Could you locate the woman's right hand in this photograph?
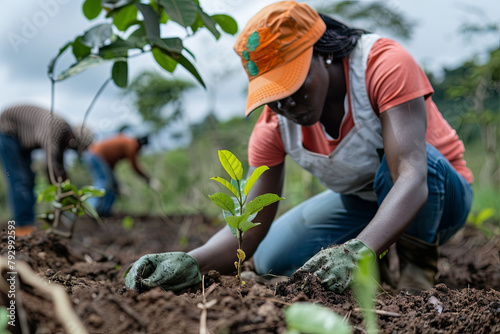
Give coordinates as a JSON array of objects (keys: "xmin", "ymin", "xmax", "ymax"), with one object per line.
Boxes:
[{"xmin": 125, "ymin": 252, "xmax": 201, "ymax": 292}]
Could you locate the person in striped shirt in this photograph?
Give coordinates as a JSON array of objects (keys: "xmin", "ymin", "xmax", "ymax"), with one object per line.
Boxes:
[{"xmin": 0, "ymin": 105, "xmax": 93, "ymax": 236}]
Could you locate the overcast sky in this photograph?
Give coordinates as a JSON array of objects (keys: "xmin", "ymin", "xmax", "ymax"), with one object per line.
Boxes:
[{"xmin": 1, "ymin": 0, "xmax": 499, "ymax": 146}]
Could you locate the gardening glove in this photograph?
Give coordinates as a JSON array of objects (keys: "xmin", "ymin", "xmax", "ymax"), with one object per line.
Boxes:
[
  {"xmin": 295, "ymin": 239, "xmax": 375, "ymax": 294},
  {"xmin": 125, "ymin": 252, "xmax": 201, "ymax": 292},
  {"xmin": 149, "ymin": 178, "xmax": 163, "ymax": 192}
]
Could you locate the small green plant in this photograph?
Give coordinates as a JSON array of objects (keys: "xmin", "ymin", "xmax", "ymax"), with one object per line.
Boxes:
[
  {"xmin": 36, "ymin": 180, "xmax": 105, "ymax": 238},
  {"xmin": 209, "ymin": 150, "xmax": 284, "ymax": 284},
  {"xmin": 284, "ymin": 302, "xmax": 351, "ymax": 334},
  {"xmin": 353, "ymin": 253, "xmax": 380, "ymax": 334},
  {"xmin": 468, "ymin": 207, "xmax": 498, "ymax": 238},
  {"xmin": 122, "ymin": 215, "xmax": 135, "ymax": 230}
]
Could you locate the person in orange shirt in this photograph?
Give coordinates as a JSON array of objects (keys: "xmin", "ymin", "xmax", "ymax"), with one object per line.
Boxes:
[
  {"xmin": 125, "ymin": 1, "xmax": 473, "ymax": 295},
  {"xmin": 83, "ymin": 134, "xmax": 156, "ymax": 217}
]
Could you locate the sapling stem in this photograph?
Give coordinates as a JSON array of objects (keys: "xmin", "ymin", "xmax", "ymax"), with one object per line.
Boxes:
[{"xmin": 209, "ymin": 150, "xmax": 284, "ymax": 286}]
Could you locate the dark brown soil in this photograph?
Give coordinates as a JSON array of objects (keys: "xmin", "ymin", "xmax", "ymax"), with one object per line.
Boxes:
[{"xmin": 1, "ymin": 215, "xmax": 499, "ymax": 334}]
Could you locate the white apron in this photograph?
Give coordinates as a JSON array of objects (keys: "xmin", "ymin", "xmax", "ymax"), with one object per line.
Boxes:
[{"xmin": 278, "ymin": 34, "xmax": 383, "ymax": 201}]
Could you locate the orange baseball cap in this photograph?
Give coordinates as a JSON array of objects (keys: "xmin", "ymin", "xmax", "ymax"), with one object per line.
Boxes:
[{"xmin": 234, "ymin": 1, "xmax": 326, "ymax": 116}]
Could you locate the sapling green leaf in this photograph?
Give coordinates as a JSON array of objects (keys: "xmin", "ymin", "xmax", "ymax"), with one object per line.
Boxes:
[
  {"xmin": 208, "ymin": 192, "xmax": 235, "ymax": 215},
  {"xmin": 225, "ymin": 213, "xmax": 250, "ymax": 230},
  {"xmin": 245, "ymin": 193, "xmax": 283, "ymax": 215},
  {"xmin": 209, "ymin": 150, "xmax": 284, "ymax": 284},
  {"xmin": 244, "ymin": 165, "xmax": 269, "ymax": 196},
  {"xmin": 239, "ymin": 220, "xmax": 260, "ymax": 234},
  {"xmin": 218, "ymin": 150, "xmax": 243, "ymax": 181},
  {"xmin": 210, "ymin": 176, "xmax": 239, "ymax": 198}
]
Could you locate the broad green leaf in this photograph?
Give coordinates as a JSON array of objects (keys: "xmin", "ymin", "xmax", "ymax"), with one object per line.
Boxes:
[
  {"xmin": 224, "ymin": 213, "xmax": 250, "ymax": 230},
  {"xmin": 48, "ymin": 41, "xmax": 71, "ymax": 78},
  {"xmin": 239, "ymin": 220, "xmax": 260, "ymax": 234},
  {"xmin": 284, "ymin": 303, "xmax": 351, "ymax": 334},
  {"xmin": 190, "ymin": 13, "xmax": 203, "ymax": 34},
  {"xmin": 112, "ymin": 60, "xmax": 128, "ymax": 87},
  {"xmin": 57, "ymin": 55, "xmax": 112, "ymax": 81},
  {"xmin": 210, "ymin": 176, "xmax": 238, "ymax": 198},
  {"xmin": 135, "ymin": 3, "xmax": 160, "ymax": 40},
  {"xmin": 127, "ymin": 25, "xmax": 148, "ymax": 49},
  {"xmin": 244, "ymin": 165, "xmax": 269, "ymax": 196},
  {"xmin": 158, "ymin": 37, "xmax": 183, "ymax": 53},
  {"xmin": 152, "ymin": 47, "xmax": 177, "ymax": 72},
  {"xmin": 208, "ymin": 192, "xmax": 235, "ymax": 215},
  {"xmin": 177, "ymin": 53, "xmax": 205, "ymax": 88},
  {"xmin": 81, "ymin": 23, "xmax": 113, "ymax": 48},
  {"xmin": 72, "ymin": 36, "xmax": 91, "ymax": 61},
  {"xmin": 98, "ymin": 37, "xmax": 132, "ymax": 59},
  {"xmin": 159, "ymin": 0, "xmax": 198, "ymax": 27},
  {"xmin": 245, "ymin": 193, "xmax": 284, "ymax": 215},
  {"xmin": 37, "ymin": 185, "xmax": 58, "ymax": 203},
  {"xmin": 198, "ymin": 10, "xmax": 220, "ymax": 40},
  {"xmin": 101, "ymin": 0, "xmax": 137, "ymax": 11},
  {"xmin": 218, "ymin": 150, "xmax": 243, "ymax": 181},
  {"xmin": 212, "ymin": 14, "xmax": 238, "ymax": 35},
  {"xmin": 83, "ymin": 0, "xmax": 102, "ymax": 20},
  {"xmin": 113, "ymin": 4, "xmax": 138, "ymax": 31}
]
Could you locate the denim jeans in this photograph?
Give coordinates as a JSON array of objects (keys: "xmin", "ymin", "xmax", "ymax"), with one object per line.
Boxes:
[
  {"xmin": 0, "ymin": 134, "xmax": 35, "ymax": 226},
  {"xmin": 82, "ymin": 152, "xmax": 118, "ymax": 217},
  {"xmin": 253, "ymin": 144, "xmax": 473, "ymax": 276}
]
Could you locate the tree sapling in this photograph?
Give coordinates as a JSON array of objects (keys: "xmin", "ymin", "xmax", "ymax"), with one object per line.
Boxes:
[{"xmin": 209, "ymin": 150, "xmax": 284, "ymax": 284}]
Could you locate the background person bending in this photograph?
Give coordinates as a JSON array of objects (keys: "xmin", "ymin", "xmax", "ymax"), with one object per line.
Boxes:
[
  {"xmin": 83, "ymin": 134, "xmax": 159, "ymax": 217},
  {"xmin": 0, "ymin": 105, "xmax": 93, "ymax": 236}
]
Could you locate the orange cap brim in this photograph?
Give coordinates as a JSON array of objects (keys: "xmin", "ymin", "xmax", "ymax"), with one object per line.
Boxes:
[{"xmin": 245, "ymin": 47, "xmax": 313, "ymax": 116}]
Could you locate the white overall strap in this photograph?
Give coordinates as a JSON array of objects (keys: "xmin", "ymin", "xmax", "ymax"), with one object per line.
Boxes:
[{"xmin": 278, "ymin": 34, "xmax": 384, "ymax": 201}]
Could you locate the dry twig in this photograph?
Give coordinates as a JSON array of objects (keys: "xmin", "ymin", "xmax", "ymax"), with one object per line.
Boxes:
[{"xmin": 354, "ymin": 307, "xmax": 403, "ymax": 317}]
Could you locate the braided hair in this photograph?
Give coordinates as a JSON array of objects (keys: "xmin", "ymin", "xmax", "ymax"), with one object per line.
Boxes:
[{"xmin": 313, "ymin": 13, "xmax": 367, "ymax": 59}]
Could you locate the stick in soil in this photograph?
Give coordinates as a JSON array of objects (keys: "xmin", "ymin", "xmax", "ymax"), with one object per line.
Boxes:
[{"xmin": 197, "ymin": 275, "xmax": 217, "ymax": 334}]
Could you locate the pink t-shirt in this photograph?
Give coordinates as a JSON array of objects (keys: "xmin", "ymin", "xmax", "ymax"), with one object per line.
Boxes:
[{"xmin": 248, "ymin": 38, "xmax": 473, "ymax": 184}]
